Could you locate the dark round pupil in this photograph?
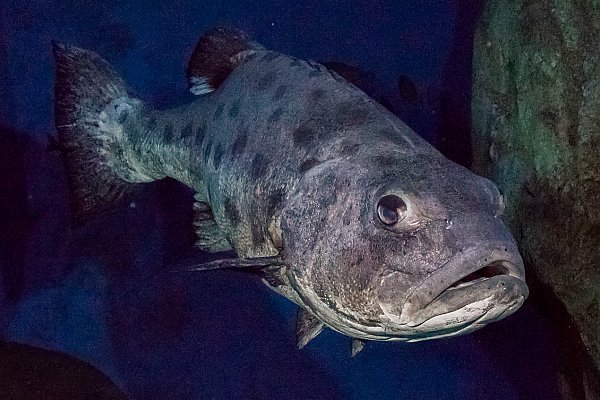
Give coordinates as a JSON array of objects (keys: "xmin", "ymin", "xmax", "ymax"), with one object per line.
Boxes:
[
  {"xmin": 378, "ymin": 205, "xmax": 398, "ymax": 225},
  {"xmin": 377, "ymin": 195, "xmax": 407, "ymax": 226}
]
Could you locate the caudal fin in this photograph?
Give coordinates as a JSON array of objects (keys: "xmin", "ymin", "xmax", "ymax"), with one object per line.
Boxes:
[{"xmin": 53, "ymin": 42, "xmax": 141, "ymax": 224}]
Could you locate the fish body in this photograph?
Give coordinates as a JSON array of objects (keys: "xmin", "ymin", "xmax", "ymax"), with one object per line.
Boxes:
[{"xmin": 53, "ymin": 28, "xmax": 528, "ymax": 347}]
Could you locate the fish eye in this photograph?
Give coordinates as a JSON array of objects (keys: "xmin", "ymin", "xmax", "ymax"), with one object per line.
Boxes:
[{"xmin": 377, "ymin": 195, "xmax": 407, "ymax": 226}]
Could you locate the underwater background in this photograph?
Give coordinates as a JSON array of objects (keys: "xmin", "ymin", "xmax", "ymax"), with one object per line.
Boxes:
[{"xmin": 0, "ymin": 1, "xmax": 564, "ymax": 399}]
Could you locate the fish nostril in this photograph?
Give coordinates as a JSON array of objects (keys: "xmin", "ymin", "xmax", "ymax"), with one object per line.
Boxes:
[{"xmin": 448, "ymin": 261, "xmax": 510, "ymax": 289}]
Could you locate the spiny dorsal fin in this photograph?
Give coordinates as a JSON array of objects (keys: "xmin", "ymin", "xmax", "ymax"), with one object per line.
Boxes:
[
  {"xmin": 296, "ymin": 309, "xmax": 325, "ymax": 349},
  {"xmin": 186, "ymin": 27, "xmax": 263, "ymax": 95}
]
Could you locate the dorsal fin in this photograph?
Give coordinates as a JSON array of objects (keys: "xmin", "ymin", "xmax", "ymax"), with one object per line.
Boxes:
[{"xmin": 186, "ymin": 27, "xmax": 263, "ymax": 95}]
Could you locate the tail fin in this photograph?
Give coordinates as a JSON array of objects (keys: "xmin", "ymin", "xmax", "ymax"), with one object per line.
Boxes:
[{"xmin": 53, "ymin": 42, "xmax": 146, "ymax": 224}]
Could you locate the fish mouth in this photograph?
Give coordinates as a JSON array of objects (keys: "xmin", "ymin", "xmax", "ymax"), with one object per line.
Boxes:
[{"xmin": 377, "ymin": 244, "xmax": 529, "ymax": 341}]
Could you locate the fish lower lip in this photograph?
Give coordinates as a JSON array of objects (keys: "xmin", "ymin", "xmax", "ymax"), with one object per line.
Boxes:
[
  {"xmin": 401, "ymin": 274, "xmax": 528, "ymax": 328},
  {"xmin": 379, "ymin": 244, "xmax": 527, "ymax": 327}
]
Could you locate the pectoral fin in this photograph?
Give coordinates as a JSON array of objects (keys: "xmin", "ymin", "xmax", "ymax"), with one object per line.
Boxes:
[
  {"xmin": 173, "ymin": 255, "xmax": 283, "ymax": 272},
  {"xmin": 296, "ymin": 309, "xmax": 325, "ymax": 349}
]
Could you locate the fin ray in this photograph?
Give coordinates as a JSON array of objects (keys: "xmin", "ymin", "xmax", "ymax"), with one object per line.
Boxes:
[
  {"xmin": 186, "ymin": 27, "xmax": 263, "ymax": 95},
  {"xmin": 296, "ymin": 309, "xmax": 325, "ymax": 349},
  {"xmin": 53, "ymin": 42, "xmax": 138, "ymax": 224}
]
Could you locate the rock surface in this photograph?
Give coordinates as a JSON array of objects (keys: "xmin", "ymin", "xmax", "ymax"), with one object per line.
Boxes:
[
  {"xmin": 472, "ymin": 0, "xmax": 600, "ymax": 397},
  {"xmin": 0, "ymin": 341, "xmax": 128, "ymax": 399}
]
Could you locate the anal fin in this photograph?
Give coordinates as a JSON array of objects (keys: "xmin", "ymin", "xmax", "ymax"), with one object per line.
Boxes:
[
  {"xmin": 351, "ymin": 339, "xmax": 365, "ymax": 357},
  {"xmin": 193, "ymin": 197, "xmax": 232, "ymax": 252}
]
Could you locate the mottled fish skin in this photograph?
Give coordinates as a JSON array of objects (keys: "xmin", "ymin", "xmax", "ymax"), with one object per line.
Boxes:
[{"xmin": 53, "ymin": 30, "xmax": 528, "ymax": 344}]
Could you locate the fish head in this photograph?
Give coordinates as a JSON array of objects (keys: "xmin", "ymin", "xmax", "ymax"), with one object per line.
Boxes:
[{"xmin": 280, "ymin": 154, "xmax": 528, "ymax": 341}]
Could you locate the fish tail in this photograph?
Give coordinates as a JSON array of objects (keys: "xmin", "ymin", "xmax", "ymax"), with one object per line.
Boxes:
[{"xmin": 53, "ymin": 42, "xmax": 155, "ymax": 224}]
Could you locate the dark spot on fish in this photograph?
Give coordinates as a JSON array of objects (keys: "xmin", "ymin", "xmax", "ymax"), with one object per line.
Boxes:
[
  {"xmin": 223, "ymin": 197, "xmax": 240, "ymax": 225},
  {"xmin": 340, "ymin": 141, "xmax": 361, "ymax": 157},
  {"xmin": 267, "ymin": 187, "xmax": 286, "ymax": 212},
  {"xmin": 336, "ymin": 102, "xmax": 370, "ymax": 127},
  {"xmin": 204, "ymin": 140, "xmax": 213, "ymax": 162},
  {"xmin": 228, "ymin": 99, "xmax": 241, "ymax": 118},
  {"xmin": 257, "ymin": 71, "xmax": 277, "ymax": 90},
  {"xmin": 273, "ymin": 85, "xmax": 288, "ymax": 101},
  {"xmin": 250, "ymin": 154, "xmax": 269, "ymax": 179},
  {"xmin": 195, "ymin": 124, "xmax": 206, "ymax": 146},
  {"xmin": 379, "ymin": 128, "xmax": 407, "ymax": 147},
  {"xmin": 213, "ymin": 103, "xmax": 225, "ymax": 120},
  {"xmin": 213, "ymin": 143, "xmax": 224, "ymax": 169},
  {"xmin": 290, "ymin": 58, "xmax": 303, "ymax": 67},
  {"xmin": 293, "ymin": 125, "xmax": 318, "ymax": 147},
  {"xmin": 299, "ymin": 158, "xmax": 320, "ymax": 173},
  {"xmin": 163, "ymin": 123, "xmax": 175, "ymax": 142},
  {"xmin": 251, "ymin": 223, "xmax": 263, "ymax": 246},
  {"xmin": 310, "ymin": 89, "xmax": 326, "ymax": 102},
  {"xmin": 372, "ymin": 154, "xmax": 398, "ymax": 168},
  {"xmin": 308, "ymin": 69, "xmax": 321, "ymax": 78},
  {"xmin": 146, "ymin": 115, "xmax": 157, "ymax": 130},
  {"xmin": 540, "ymin": 107, "xmax": 559, "ymax": 131},
  {"xmin": 268, "ymin": 107, "xmax": 285, "ymax": 123},
  {"xmin": 231, "ymin": 132, "xmax": 248, "ymax": 156},
  {"xmin": 262, "ymin": 52, "xmax": 280, "ymax": 62},
  {"xmin": 181, "ymin": 122, "xmax": 193, "ymax": 139}
]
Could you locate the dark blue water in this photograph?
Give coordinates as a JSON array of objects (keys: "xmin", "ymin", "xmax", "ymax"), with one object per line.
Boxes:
[{"xmin": 0, "ymin": 1, "xmax": 562, "ymax": 399}]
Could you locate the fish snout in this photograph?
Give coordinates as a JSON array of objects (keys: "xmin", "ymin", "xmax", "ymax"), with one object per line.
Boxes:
[{"xmin": 377, "ymin": 244, "xmax": 528, "ymax": 338}]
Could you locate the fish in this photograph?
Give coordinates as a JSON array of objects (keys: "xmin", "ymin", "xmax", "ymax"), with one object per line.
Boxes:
[{"xmin": 52, "ymin": 27, "xmax": 528, "ymax": 354}]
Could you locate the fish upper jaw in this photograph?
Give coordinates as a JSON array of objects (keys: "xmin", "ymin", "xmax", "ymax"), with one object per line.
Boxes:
[{"xmin": 377, "ymin": 243, "xmax": 528, "ymax": 339}]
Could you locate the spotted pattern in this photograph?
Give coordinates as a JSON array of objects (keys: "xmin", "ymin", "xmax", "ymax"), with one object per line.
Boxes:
[
  {"xmin": 340, "ymin": 142, "xmax": 361, "ymax": 157},
  {"xmin": 336, "ymin": 102, "xmax": 370, "ymax": 127},
  {"xmin": 299, "ymin": 158, "xmax": 320, "ymax": 173},
  {"xmin": 195, "ymin": 124, "xmax": 206, "ymax": 146},
  {"xmin": 250, "ymin": 222, "xmax": 264, "ymax": 246},
  {"xmin": 272, "ymin": 85, "xmax": 288, "ymax": 101},
  {"xmin": 292, "ymin": 124, "xmax": 329, "ymax": 147},
  {"xmin": 378, "ymin": 128, "xmax": 408, "ymax": 147},
  {"xmin": 213, "ymin": 103, "xmax": 225, "ymax": 120},
  {"xmin": 213, "ymin": 143, "xmax": 224, "ymax": 169},
  {"xmin": 228, "ymin": 100, "xmax": 241, "ymax": 119},
  {"xmin": 203, "ymin": 140, "xmax": 213, "ymax": 162},
  {"xmin": 257, "ymin": 71, "xmax": 277, "ymax": 90},
  {"xmin": 250, "ymin": 154, "xmax": 269, "ymax": 179},
  {"xmin": 163, "ymin": 123, "xmax": 175, "ymax": 142},
  {"xmin": 146, "ymin": 115, "xmax": 157, "ymax": 131},
  {"xmin": 310, "ymin": 89, "xmax": 326, "ymax": 102},
  {"xmin": 181, "ymin": 123, "xmax": 193, "ymax": 139},
  {"xmin": 267, "ymin": 188, "xmax": 286, "ymax": 212},
  {"xmin": 223, "ymin": 197, "xmax": 240, "ymax": 225},
  {"xmin": 372, "ymin": 154, "xmax": 399, "ymax": 168},
  {"xmin": 231, "ymin": 133, "xmax": 248, "ymax": 157},
  {"xmin": 267, "ymin": 107, "xmax": 285, "ymax": 123}
]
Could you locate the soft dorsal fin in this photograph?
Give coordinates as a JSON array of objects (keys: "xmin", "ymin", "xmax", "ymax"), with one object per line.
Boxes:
[{"xmin": 186, "ymin": 27, "xmax": 263, "ymax": 95}]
